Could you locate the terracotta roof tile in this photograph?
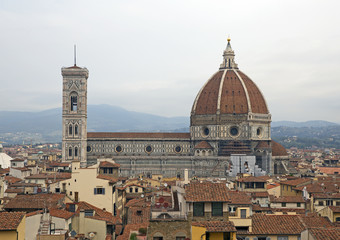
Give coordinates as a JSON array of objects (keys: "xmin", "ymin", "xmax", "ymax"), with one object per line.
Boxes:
[
  {"xmin": 308, "ymin": 227, "xmax": 340, "ymax": 240},
  {"xmin": 313, "ymin": 192, "xmax": 340, "ymax": 199},
  {"xmin": 228, "ymin": 191, "xmax": 252, "ymax": 204},
  {"xmin": 329, "ymin": 206, "xmax": 340, "ymax": 213},
  {"xmin": 87, "ymin": 132, "xmax": 190, "ymax": 139},
  {"xmin": 251, "ymin": 191, "xmax": 269, "ymax": 198},
  {"xmin": 270, "ymin": 195, "xmax": 305, "ymax": 203},
  {"xmin": 194, "ymin": 141, "xmax": 213, "ymax": 149},
  {"xmin": 5, "ymin": 176, "xmax": 22, "ymax": 184},
  {"xmin": 99, "ymin": 161, "xmax": 120, "ymax": 168},
  {"xmin": 299, "ymin": 213, "xmax": 333, "ymax": 228},
  {"xmin": 192, "ymin": 221, "xmax": 236, "ymax": 232},
  {"xmin": 272, "ymin": 140, "xmax": 288, "ymax": 156},
  {"xmin": 237, "ymin": 176, "xmax": 267, "ymax": 183},
  {"xmin": 49, "ymin": 208, "xmax": 74, "ymax": 219},
  {"xmin": 0, "ymin": 212, "xmax": 25, "ymax": 230},
  {"xmin": 185, "ymin": 182, "xmax": 230, "ymax": 202},
  {"xmin": 25, "ymin": 173, "xmax": 71, "ymax": 180},
  {"xmin": 4, "ymin": 194, "xmax": 65, "ymax": 210},
  {"xmin": 251, "ymin": 214, "xmax": 305, "ymax": 235},
  {"xmin": 97, "ymin": 174, "xmax": 118, "ymax": 184},
  {"xmin": 280, "ymin": 178, "xmax": 311, "ymax": 187}
]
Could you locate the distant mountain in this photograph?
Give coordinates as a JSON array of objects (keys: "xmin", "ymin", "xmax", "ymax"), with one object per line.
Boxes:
[
  {"xmin": 1, "ymin": 105, "xmax": 339, "ymax": 148},
  {"xmin": 272, "ymin": 120, "xmax": 339, "ymax": 128}
]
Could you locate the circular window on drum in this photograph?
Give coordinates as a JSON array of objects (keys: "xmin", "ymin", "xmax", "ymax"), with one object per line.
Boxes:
[
  {"xmin": 174, "ymin": 145, "xmax": 182, "ymax": 154},
  {"xmin": 86, "ymin": 146, "xmax": 92, "ymax": 153},
  {"xmin": 229, "ymin": 126, "xmax": 239, "ymax": 137},
  {"xmin": 145, "ymin": 145, "xmax": 153, "ymax": 154},
  {"xmin": 202, "ymin": 127, "xmax": 210, "ymax": 137},
  {"xmin": 115, "ymin": 145, "xmax": 123, "ymax": 153},
  {"xmin": 257, "ymin": 127, "xmax": 263, "ymax": 138}
]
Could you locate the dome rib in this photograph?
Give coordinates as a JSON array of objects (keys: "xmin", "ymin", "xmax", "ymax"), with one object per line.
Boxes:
[
  {"xmin": 216, "ymin": 69, "xmax": 228, "ymax": 113},
  {"xmin": 233, "ymin": 69, "xmax": 252, "ymax": 113}
]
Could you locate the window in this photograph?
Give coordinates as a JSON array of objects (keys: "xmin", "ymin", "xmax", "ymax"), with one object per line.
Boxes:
[
  {"xmin": 212, "ymin": 202, "xmax": 223, "ymax": 216},
  {"xmin": 109, "ymin": 168, "xmax": 113, "ymax": 174},
  {"xmin": 153, "ymin": 237, "xmax": 163, "ymax": 240},
  {"xmin": 104, "ymin": 168, "xmax": 108, "ymax": 174},
  {"xmin": 129, "ymin": 188, "xmax": 133, "ymax": 193},
  {"xmin": 326, "ymin": 200, "xmax": 333, "ymax": 206},
  {"xmin": 69, "ymin": 147, "xmax": 72, "ymax": 157},
  {"xmin": 297, "ymin": 202, "xmax": 301, "ymax": 207},
  {"xmin": 240, "ymin": 209, "xmax": 247, "ymax": 219},
  {"xmin": 319, "ymin": 201, "xmax": 324, "ymax": 206},
  {"xmin": 336, "ymin": 201, "xmax": 340, "ymax": 206},
  {"xmin": 193, "ymin": 202, "xmax": 204, "ymax": 217},
  {"xmin": 74, "ymin": 125, "xmax": 78, "ymax": 135},
  {"xmin": 55, "ymin": 188, "xmax": 60, "ymax": 193},
  {"xmin": 94, "ymin": 188, "xmax": 105, "ymax": 195},
  {"xmin": 135, "ymin": 188, "xmax": 139, "ymax": 193},
  {"xmin": 336, "ymin": 217, "xmax": 340, "ymax": 222},
  {"xmin": 278, "ymin": 237, "xmax": 288, "ymax": 240},
  {"xmin": 85, "ymin": 210, "xmax": 94, "ymax": 216},
  {"xmin": 69, "ymin": 125, "xmax": 73, "ymax": 135},
  {"xmin": 282, "ymin": 203, "xmax": 286, "ymax": 207},
  {"xmin": 70, "ymin": 95, "xmax": 78, "ymax": 111},
  {"xmin": 74, "ymin": 147, "xmax": 78, "ymax": 157}
]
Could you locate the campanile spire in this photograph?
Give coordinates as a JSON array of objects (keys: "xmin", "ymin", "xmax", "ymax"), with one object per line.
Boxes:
[{"xmin": 219, "ymin": 38, "xmax": 238, "ymax": 70}]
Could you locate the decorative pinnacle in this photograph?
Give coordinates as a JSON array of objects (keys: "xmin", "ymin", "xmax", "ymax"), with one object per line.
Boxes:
[{"xmin": 219, "ymin": 37, "xmax": 238, "ymax": 70}]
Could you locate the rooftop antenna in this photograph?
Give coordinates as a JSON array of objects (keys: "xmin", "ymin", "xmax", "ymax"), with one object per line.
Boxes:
[{"xmin": 74, "ymin": 44, "xmax": 77, "ymax": 66}]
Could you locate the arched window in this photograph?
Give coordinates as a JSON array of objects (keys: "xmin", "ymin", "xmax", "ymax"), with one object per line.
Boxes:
[
  {"xmin": 69, "ymin": 125, "xmax": 73, "ymax": 135},
  {"xmin": 68, "ymin": 147, "xmax": 72, "ymax": 157},
  {"xmin": 70, "ymin": 92, "xmax": 78, "ymax": 112},
  {"xmin": 74, "ymin": 125, "xmax": 78, "ymax": 135},
  {"xmin": 74, "ymin": 147, "xmax": 78, "ymax": 157}
]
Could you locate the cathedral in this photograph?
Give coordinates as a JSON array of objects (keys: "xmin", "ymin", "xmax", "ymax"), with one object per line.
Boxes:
[{"xmin": 61, "ymin": 39, "xmax": 289, "ymax": 178}]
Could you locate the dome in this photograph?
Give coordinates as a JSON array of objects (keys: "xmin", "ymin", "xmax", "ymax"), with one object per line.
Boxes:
[{"xmin": 192, "ymin": 39, "xmax": 269, "ymax": 116}]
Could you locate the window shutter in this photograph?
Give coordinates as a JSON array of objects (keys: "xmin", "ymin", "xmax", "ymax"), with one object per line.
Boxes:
[
  {"xmin": 94, "ymin": 188, "xmax": 97, "ymax": 195},
  {"xmin": 103, "ymin": 188, "xmax": 105, "ymax": 195}
]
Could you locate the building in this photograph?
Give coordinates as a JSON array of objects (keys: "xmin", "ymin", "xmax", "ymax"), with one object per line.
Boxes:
[
  {"xmin": 61, "ymin": 39, "xmax": 289, "ymax": 177},
  {"xmin": 0, "ymin": 211, "xmax": 26, "ymax": 240}
]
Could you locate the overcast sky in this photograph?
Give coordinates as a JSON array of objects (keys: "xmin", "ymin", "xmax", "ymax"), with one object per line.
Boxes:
[{"xmin": 1, "ymin": 0, "xmax": 340, "ymax": 123}]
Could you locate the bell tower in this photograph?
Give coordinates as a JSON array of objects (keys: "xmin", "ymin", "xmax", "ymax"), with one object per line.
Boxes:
[{"xmin": 61, "ymin": 63, "xmax": 89, "ymax": 167}]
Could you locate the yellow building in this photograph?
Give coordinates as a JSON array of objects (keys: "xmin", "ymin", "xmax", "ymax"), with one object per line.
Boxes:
[
  {"xmin": 318, "ymin": 206, "xmax": 340, "ymax": 223},
  {"xmin": 0, "ymin": 212, "xmax": 26, "ymax": 240},
  {"xmin": 192, "ymin": 221, "xmax": 236, "ymax": 240},
  {"xmin": 280, "ymin": 178, "xmax": 311, "ymax": 197}
]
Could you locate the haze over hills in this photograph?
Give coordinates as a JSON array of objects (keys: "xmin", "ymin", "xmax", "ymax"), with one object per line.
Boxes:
[{"xmin": 0, "ymin": 104, "xmax": 339, "ymax": 148}]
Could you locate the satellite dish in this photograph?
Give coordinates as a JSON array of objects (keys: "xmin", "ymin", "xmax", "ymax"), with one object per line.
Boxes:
[
  {"xmin": 164, "ymin": 183, "xmax": 168, "ymax": 187},
  {"xmin": 141, "ymin": 194, "xmax": 145, "ymax": 198}
]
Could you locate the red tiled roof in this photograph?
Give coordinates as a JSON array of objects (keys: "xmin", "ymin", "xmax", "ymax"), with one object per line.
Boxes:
[
  {"xmin": 251, "ymin": 214, "xmax": 305, "ymax": 235},
  {"xmin": 0, "ymin": 212, "xmax": 25, "ymax": 230},
  {"xmin": 97, "ymin": 174, "xmax": 118, "ymax": 184},
  {"xmin": 317, "ymin": 167, "xmax": 340, "ymax": 175},
  {"xmin": 194, "ymin": 141, "xmax": 213, "ymax": 149},
  {"xmin": 299, "ymin": 213, "xmax": 333, "ymax": 228},
  {"xmin": 99, "ymin": 161, "xmax": 120, "ymax": 168},
  {"xmin": 280, "ymin": 178, "xmax": 311, "ymax": 187},
  {"xmin": 313, "ymin": 192, "xmax": 340, "ymax": 199},
  {"xmin": 192, "ymin": 221, "xmax": 236, "ymax": 232},
  {"xmin": 26, "ymin": 210, "xmax": 43, "ymax": 217},
  {"xmin": 309, "ymin": 227, "xmax": 340, "ymax": 240},
  {"xmin": 25, "ymin": 173, "xmax": 71, "ymax": 180},
  {"xmin": 75, "ymin": 201, "xmax": 122, "ymax": 225},
  {"xmin": 272, "ymin": 140, "xmax": 288, "ymax": 156},
  {"xmin": 11, "ymin": 158, "xmax": 25, "ymax": 162},
  {"xmin": 5, "ymin": 188, "xmax": 24, "ymax": 193},
  {"xmin": 5, "ymin": 176, "xmax": 23, "ymax": 184},
  {"xmin": 267, "ymin": 182, "xmax": 280, "ymax": 190},
  {"xmin": 88, "ymin": 132, "xmax": 190, "ymax": 139},
  {"xmin": 251, "ymin": 192, "xmax": 269, "ymax": 198},
  {"xmin": 270, "ymin": 195, "xmax": 305, "ymax": 203},
  {"xmin": 116, "ymin": 223, "xmax": 148, "ymax": 240},
  {"xmin": 228, "ymin": 191, "xmax": 252, "ymax": 205},
  {"xmin": 329, "ymin": 206, "xmax": 340, "ymax": 213},
  {"xmin": 49, "ymin": 208, "xmax": 74, "ymax": 219},
  {"xmin": 185, "ymin": 183, "xmax": 230, "ymax": 202},
  {"xmin": 4, "ymin": 194, "xmax": 65, "ymax": 210},
  {"xmin": 237, "ymin": 176, "xmax": 267, "ymax": 183}
]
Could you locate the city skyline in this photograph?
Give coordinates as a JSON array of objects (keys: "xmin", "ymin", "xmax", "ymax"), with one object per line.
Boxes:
[{"xmin": 1, "ymin": 0, "xmax": 340, "ymax": 122}]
